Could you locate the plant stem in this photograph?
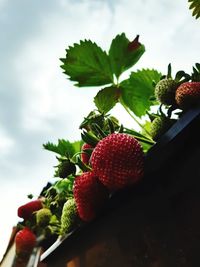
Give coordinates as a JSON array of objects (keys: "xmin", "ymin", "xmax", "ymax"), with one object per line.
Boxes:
[
  {"xmin": 135, "ymin": 136, "xmax": 155, "ymax": 145},
  {"xmin": 124, "ymin": 128, "xmax": 155, "ymax": 145},
  {"xmin": 121, "ymin": 102, "xmax": 153, "ymax": 139}
]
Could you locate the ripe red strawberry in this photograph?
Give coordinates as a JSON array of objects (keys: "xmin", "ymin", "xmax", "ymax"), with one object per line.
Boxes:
[
  {"xmin": 17, "ymin": 199, "xmax": 43, "ymax": 220},
  {"xmin": 73, "ymin": 172, "xmax": 109, "ymax": 222},
  {"xmin": 91, "ymin": 133, "xmax": 144, "ymax": 190},
  {"xmin": 175, "ymin": 82, "xmax": 200, "ymax": 109},
  {"xmin": 15, "ymin": 227, "xmax": 36, "ymax": 256},
  {"xmin": 81, "ymin": 143, "xmax": 93, "ymax": 165}
]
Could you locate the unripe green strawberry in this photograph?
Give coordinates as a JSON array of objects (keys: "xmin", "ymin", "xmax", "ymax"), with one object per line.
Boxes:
[
  {"xmin": 91, "ymin": 133, "xmax": 144, "ymax": 190},
  {"xmin": 60, "ymin": 198, "xmax": 77, "ymax": 235},
  {"xmin": 175, "ymin": 82, "xmax": 200, "ymax": 109},
  {"xmin": 15, "ymin": 227, "xmax": 36, "ymax": 256},
  {"xmin": 155, "ymin": 78, "xmax": 178, "ymax": 105},
  {"xmin": 150, "ymin": 117, "xmax": 176, "ymax": 141},
  {"xmin": 56, "ymin": 158, "xmax": 76, "ymax": 178},
  {"xmin": 36, "ymin": 208, "xmax": 52, "ymax": 227}
]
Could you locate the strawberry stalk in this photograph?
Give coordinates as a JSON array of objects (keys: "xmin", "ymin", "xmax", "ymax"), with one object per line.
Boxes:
[
  {"xmin": 124, "ymin": 128, "xmax": 155, "ymax": 145},
  {"xmin": 107, "ymin": 118, "xmax": 115, "ymax": 133},
  {"xmin": 120, "ymin": 100, "xmax": 153, "ymax": 140},
  {"xmin": 75, "ymin": 156, "xmax": 92, "ymax": 172}
]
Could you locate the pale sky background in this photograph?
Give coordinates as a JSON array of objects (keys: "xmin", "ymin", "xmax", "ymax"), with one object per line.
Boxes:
[{"xmin": 0, "ymin": 0, "xmax": 199, "ymax": 261}]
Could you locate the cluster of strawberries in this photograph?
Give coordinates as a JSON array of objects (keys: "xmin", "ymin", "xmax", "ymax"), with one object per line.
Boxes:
[
  {"xmin": 75, "ymin": 133, "xmax": 144, "ymax": 222},
  {"xmin": 15, "ymin": 200, "xmax": 43, "ymax": 260},
  {"xmin": 149, "ymin": 64, "xmax": 200, "ymax": 141},
  {"xmin": 155, "ymin": 80, "xmax": 200, "ymax": 110},
  {"xmin": 14, "ymin": 60, "xmax": 200, "ymax": 263},
  {"xmin": 15, "ymin": 132, "xmax": 145, "ymax": 261}
]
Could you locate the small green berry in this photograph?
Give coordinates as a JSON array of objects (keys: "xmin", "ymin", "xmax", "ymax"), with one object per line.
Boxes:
[
  {"xmin": 155, "ymin": 78, "xmax": 178, "ymax": 105},
  {"xmin": 60, "ymin": 198, "xmax": 77, "ymax": 236},
  {"xmin": 56, "ymin": 159, "xmax": 76, "ymax": 178},
  {"xmin": 150, "ymin": 117, "xmax": 176, "ymax": 141},
  {"xmin": 36, "ymin": 208, "xmax": 52, "ymax": 227}
]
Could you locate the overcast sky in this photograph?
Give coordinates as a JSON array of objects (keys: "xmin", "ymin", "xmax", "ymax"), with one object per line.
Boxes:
[{"xmin": 0, "ymin": 0, "xmax": 199, "ymax": 260}]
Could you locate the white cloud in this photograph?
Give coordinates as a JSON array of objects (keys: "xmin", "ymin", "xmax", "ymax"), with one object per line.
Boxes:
[{"xmin": 0, "ymin": 129, "xmax": 14, "ymax": 154}]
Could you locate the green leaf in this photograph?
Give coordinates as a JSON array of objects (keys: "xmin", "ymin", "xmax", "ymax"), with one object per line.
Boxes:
[
  {"xmin": 94, "ymin": 86, "xmax": 120, "ymax": 113},
  {"xmin": 60, "ymin": 40, "xmax": 113, "ymax": 86},
  {"xmin": 54, "ymin": 179, "xmax": 73, "ymax": 194},
  {"xmin": 188, "ymin": 0, "xmax": 200, "ymax": 19},
  {"xmin": 120, "ymin": 69, "xmax": 162, "ymax": 117},
  {"xmin": 71, "ymin": 140, "xmax": 83, "ymax": 154},
  {"xmin": 109, "ymin": 33, "xmax": 145, "ymax": 79},
  {"xmin": 140, "ymin": 140, "xmax": 153, "ymax": 154},
  {"xmin": 43, "ymin": 139, "xmax": 75, "ymax": 158}
]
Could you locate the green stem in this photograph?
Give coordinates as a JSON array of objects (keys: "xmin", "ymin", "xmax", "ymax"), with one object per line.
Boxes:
[
  {"xmin": 124, "ymin": 128, "xmax": 155, "ymax": 145},
  {"xmin": 135, "ymin": 136, "xmax": 155, "ymax": 145},
  {"xmin": 121, "ymin": 102, "xmax": 153, "ymax": 139}
]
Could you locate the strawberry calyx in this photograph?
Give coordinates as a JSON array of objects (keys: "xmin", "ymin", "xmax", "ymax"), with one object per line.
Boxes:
[{"xmin": 191, "ymin": 63, "xmax": 200, "ymax": 82}]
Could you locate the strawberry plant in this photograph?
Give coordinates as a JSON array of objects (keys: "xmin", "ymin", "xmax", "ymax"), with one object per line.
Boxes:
[
  {"xmin": 13, "ymin": 33, "xmax": 200, "ymax": 260},
  {"xmin": 60, "ymin": 33, "xmax": 161, "ymax": 133}
]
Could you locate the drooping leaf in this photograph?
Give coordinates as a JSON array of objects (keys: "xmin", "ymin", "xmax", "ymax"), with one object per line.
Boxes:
[
  {"xmin": 188, "ymin": 0, "xmax": 200, "ymax": 19},
  {"xmin": 109, "ymin": 33, "xmax": 145, "ymax": 79},
  {"xmin": 43, "ymin": 139, "xmax": 75, "ymax": 158},
  {"xmin": 94, "ymin": 86, "xmax": 120, "ymax": 113},
  {"xmin": 120, "ymin": 69, "xmax": 162, "ymax": 117},
  {"xmin": 60, "ymin": 40, "xmax": 113, "ymax": 86}
]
